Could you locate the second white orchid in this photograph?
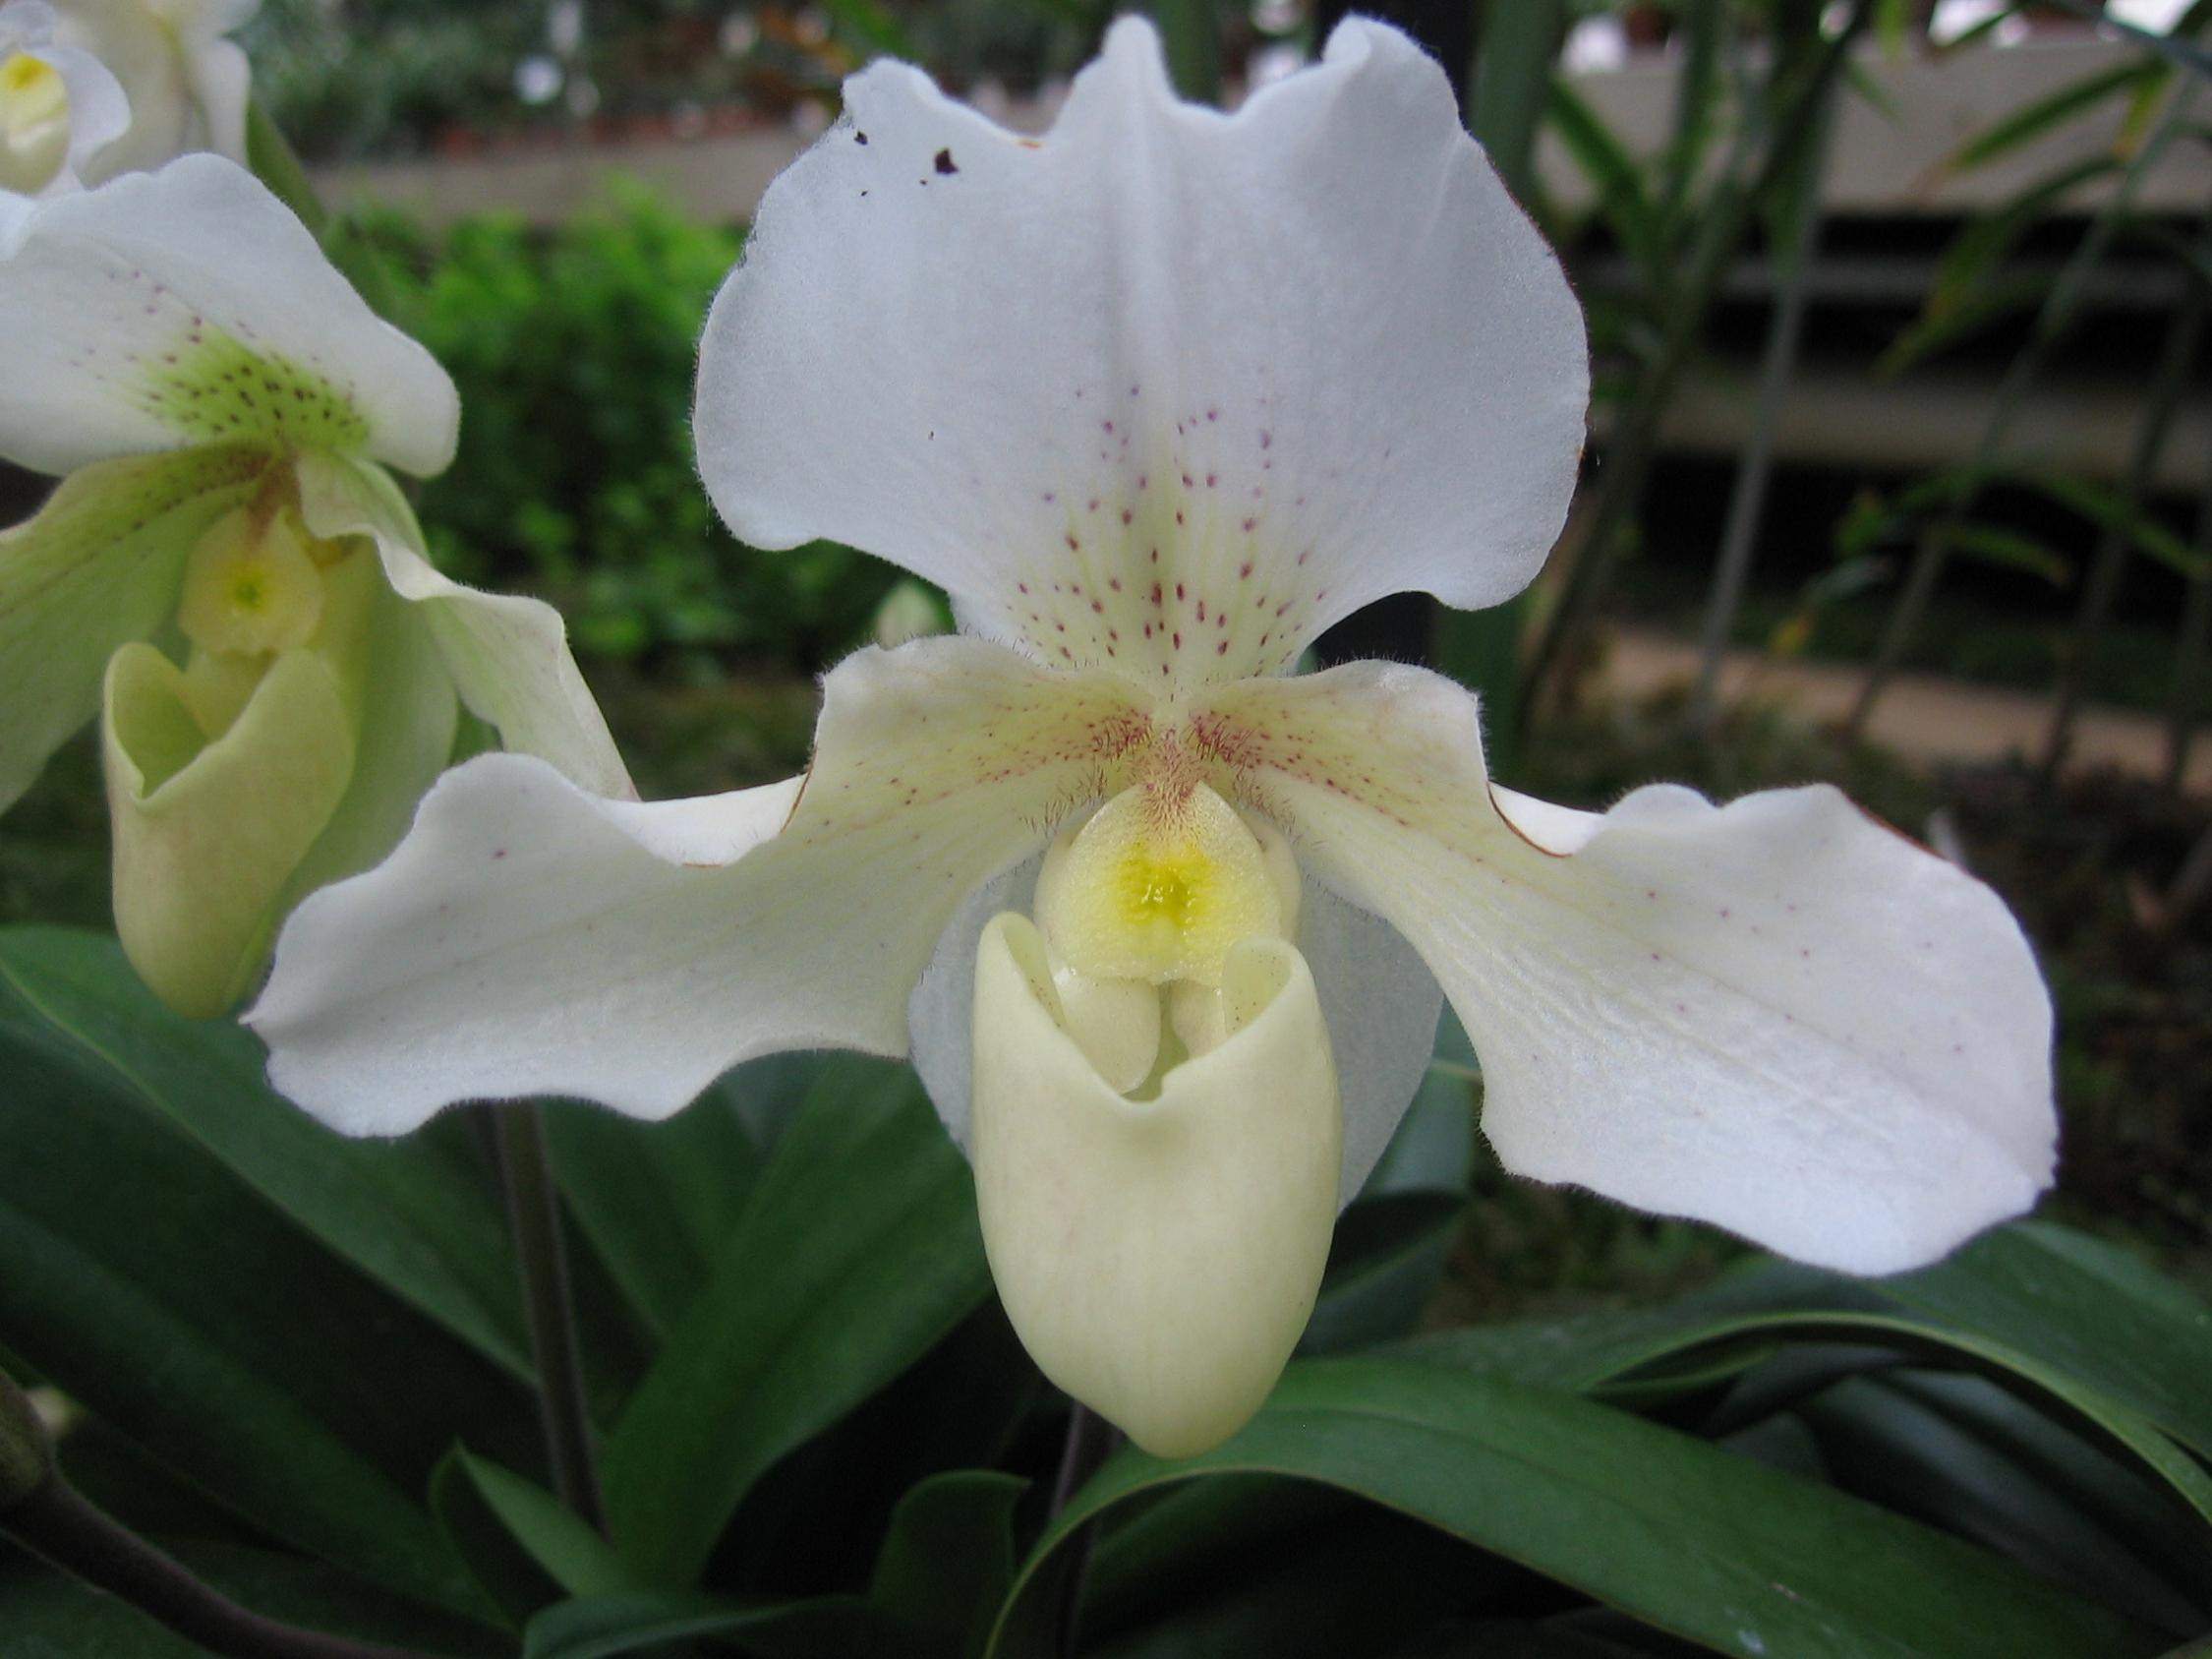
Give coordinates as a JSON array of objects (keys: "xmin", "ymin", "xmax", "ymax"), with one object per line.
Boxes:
[
  {"xmin": 0, "ymin": 154, "xmax": 629, "ymax": 1016},
  {"xmin": 50, "ymin": 0, "xmax": 256, "ymax": 181},
  {"xmin": 251, "ymin": 21, "xmax": 2057, "ymax": 1457},
  {"xmin": 0, "ymin": 0, "xmax": 126, "ymax": 229}
]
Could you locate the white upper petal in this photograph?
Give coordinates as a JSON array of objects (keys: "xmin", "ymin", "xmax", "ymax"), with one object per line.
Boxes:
[
  {"xmin": 250, "ymin": 638, "xmax": 1154, "ymax": 1136},
  {"xmin": 1193, "ymin": 664, "xmax": 2058, "ymax": 1275},
  {"xmin": 0, "ymin": 153, "xmax": 456, "ymax": 476},
  {"xmin": 697, "ymin": 16, "xmax": 1585, "ymax": 690}
]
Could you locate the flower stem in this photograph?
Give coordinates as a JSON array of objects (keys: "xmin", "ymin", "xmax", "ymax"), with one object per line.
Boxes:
[
  {"xmin": 490, "ymin": 1101, "xmax": 605, "ymax": 1533},
  {"xmin": 4, "ymin": 1473, "xmax": 435, "ymax": 1659},
  {"xmin": 1046, "ymin": 1401, "xmax": 1119, "ymax": 1658}
]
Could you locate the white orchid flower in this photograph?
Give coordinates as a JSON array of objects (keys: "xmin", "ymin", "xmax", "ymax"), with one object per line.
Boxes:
[
  {"xmin": 0, "ymin": 0, "xmax": 128, "ymax": 232},
  {"xmin": 0, "ymin": 153, "xmax": 629, "ymax": 1017},
  {"xmin": 250, "ymin": 20, "xmax": 2056, "ymax": 1457},
  {"xmin": 49, "ymin": 0, "xmax": 253, "ymax": 182}
]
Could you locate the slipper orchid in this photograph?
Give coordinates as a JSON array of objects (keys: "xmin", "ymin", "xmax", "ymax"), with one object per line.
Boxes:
[
  {"xmin": 0, "ymin": 153, "xmax": 628, "ymax": 1017},
  {"xmin": 0, "ymin": 0, "xmax": 127, "ymax": 231},
  {"xmin": 48, "ymin": 0, "xmax": 256, "ymax": 182},
  {"xmin": 251, "ymin": 20, "xmax": 2055, "ymax": 1456}
]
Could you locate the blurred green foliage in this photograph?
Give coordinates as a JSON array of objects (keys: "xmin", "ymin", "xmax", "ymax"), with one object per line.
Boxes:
[{"xmin": 340, "ymin": 186, "xmax": 900, "ymax": 679}]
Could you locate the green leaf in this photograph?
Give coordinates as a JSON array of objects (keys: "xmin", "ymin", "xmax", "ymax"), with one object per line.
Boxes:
[
  {"xmin": 1300, "ymin": 1190, "xmax": 1464, "ymax": 1354},
  {"xmin": 867, "ymin": 1470, "xmax": 1027, "ymax": 1658},
  {"xmin": 818, "ymin": 0, "xmax": 916, "ymax": 60},
  {"xmin": 1880, "ymin": 1223, "xmax": 2212, "ymax": 1461},
  {"xmin": 1146, "ymin": 0, "xmax": 1221, "ymax": 102},
  {"xmin": 1077, "ymin": 1475, "xmax": 1499, "ymax": 1657},
  {"xmin": 522, "ymin": 1591, "xmax": 901, "ymax": 1659},
  {"xmin": 432, "ymin": 1451, "xmax": 563, "ymax": 1627},
  {"xmin": 0, "ymin": 926, "xmax": 528, "ymax": 1377},
  {"xmin": 602, "ymin": 1057, "xmax": 992, "ymax": 1584},
  {"xmin": 1545, "ymin": 80, "xmax": 1668, "ymax": 297},
  {"xmin": 245, "ymin": 100, "xmax": 328, "ymax": 240},
  {"xmin": 1948, "ymin": 61, "xmax": 2161, "ymax": 174},
  {"xmin": 1879, "ymin": 273, "xmax": 2051, "ymax": 374},
  {"xmin": 543, "ymin": 1092, "xmax": 763, "ymax": 1339},
  {"xmin": 1469, "ymin": 0, "xmax": 1566, "ymax": 197},
  {"xmin": 0, "ymin": 932, "xmax": 532, "ymax": 1615},
  {"xmin": 1930, "ymin": 156, "xmax": 2120, "ymax": 316},
  {"xmin": 2021, "ymin": 475, "xmax": 2210, "ymax": 578},
  {"xmin": 0, "ymin": 1538, "xmax": 504, "ymax": 1658},
  {"xmin": 1401, "ymin": 1226, "xmax": 2212, "ymax": 1524},
  {"xmin": 1933, "ymin": 5, "xmax": 2024, "ymax": 55},
  {"xmin": 1794, "ymin": 1372, "xmax": 2210, "ymax": 1635},
  {"xmin": 990, "ymin": 1359, "xmax": 2161, "ymax": 1659},
  {"xmin": 1941, "ymin": 522, "xmax": 2074, "ymax": 586},
  {"xmin": 434, "ymin": 1448, "xmax": 642, "ymax": 1623}
]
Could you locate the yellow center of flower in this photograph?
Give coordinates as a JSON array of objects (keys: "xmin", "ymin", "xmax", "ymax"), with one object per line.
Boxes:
[
  {"xmin": 1027, "ymin": 780, "xmax": 1305, "ymax": 1089},
  {"xmin": 1035, "ymin": 783, "xmax": 1283, "ymax": 988},
  {"xmin": 176, "ymin": 505, "xmax": 334, "ymax": 659},
  {"xmin": 1, "ymin": 50, "xmax": 58, "ymax": 105},
  {"xmin": 0, "ymin": 50, "xmax": 68, "ymax": 189}
]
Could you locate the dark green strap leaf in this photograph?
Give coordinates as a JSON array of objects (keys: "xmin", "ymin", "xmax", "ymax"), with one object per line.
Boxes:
[
  {"xmin": 0, "ymin": 927, "xmax": 528, "ymax": 1377},
  {"xmin": 602, "ymin": 1057, "xmax": 991, "ymax": 1584},
  {"xmin": 0, "ymin": 934, "xmax": 534, "ymax": 1615},
  {"xmin": 990, "ymin": 1359, "xmax": 2161, "ymax": 1659}
]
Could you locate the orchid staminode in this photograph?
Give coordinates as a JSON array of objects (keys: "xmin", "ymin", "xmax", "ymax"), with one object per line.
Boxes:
[
  {"xmin": 251, "ymin": 21, "xmax": 2056, "ymax": 1457},
  {"xmin": 0, "ymin": 154, "xmax": 629, "ymax": 1017},
  {"xmin": 0, "ymin": 0, "xmax": 127, "ymax": 233}
]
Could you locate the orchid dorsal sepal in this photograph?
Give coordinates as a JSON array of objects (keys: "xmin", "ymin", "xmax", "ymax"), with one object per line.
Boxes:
[{"xmin": 971, "ymin": 912, "xmax": 1340, "ymax": 1458}]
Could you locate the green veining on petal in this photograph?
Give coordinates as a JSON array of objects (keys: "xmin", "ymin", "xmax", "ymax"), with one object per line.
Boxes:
[{"xmin": 134, "ymin": 329, "xmax": 373, "ymax": 456}]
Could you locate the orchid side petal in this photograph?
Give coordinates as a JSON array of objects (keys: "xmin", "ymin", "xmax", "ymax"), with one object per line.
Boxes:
[
  {"xmin": 0, "ymin": 153, "xmax": 454, "ymax": 476},
  {"xmin": 251, "ymin": 638, "xmax": 1153, "ymax": 1136},
  {"xmin": 277, "ymin": 568, "xmax": 458, "ymax": 908},
  {"xmin": 971, "ymin": 914, "xmax": 1339, "ymax": 1456},
  {"xmin": 294, "ymin": 451, "xmax": 631, "ymax": 801},
  {"xmin": 1195, "ymin": 664, "xmax": 2057, "ymax": 1275},
  {"xmin": 697, "ymin": 15, "xmax": 1584, "ymax": 689},
  {"xmin": 0, "ymin": 444, "xmax": 262, "ymax": 811},
  {"xmin": 1296, "ymin": 873, "xmax": 1444, "ymax": 1205}
]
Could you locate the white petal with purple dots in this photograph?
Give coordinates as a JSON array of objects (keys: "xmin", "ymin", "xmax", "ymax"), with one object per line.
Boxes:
[{"xmin": 696, "ymin": 16, "xmax": 1587, "ymax": 691}]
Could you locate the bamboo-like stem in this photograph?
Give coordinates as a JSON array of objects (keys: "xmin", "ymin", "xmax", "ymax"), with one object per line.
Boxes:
[
  {"xmin": 491, "ymin": 1102, "xmax": 605, "ymax": 1533},
  {"xmin": 2157, "ymin": 812, "xmax": 2212, "ymax": 937},
  {"xmin": 1844, "ymin": 92, "xmax": 2197, "ymax": 740},
  {"xmin": 1690, "ymin": 88, "xmax": 1838, "ymax": 732},
  {"xmin": 2036, "ymin": 253, "xmax": 2208, "ymax": 786},
  {"xmin": 1522, "ymin": 2, "xmax": 1868, "ymax": 721},
  {"xmin": 2163, "ymin": 432, "xmax": 2212, "ymax": 792},
  {"xmin": 5, "ymin": 1475, "xmax": 434, "ymax": 1659}
]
